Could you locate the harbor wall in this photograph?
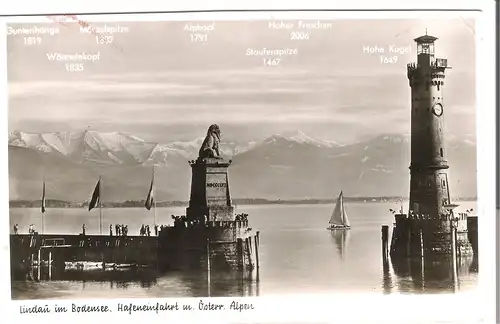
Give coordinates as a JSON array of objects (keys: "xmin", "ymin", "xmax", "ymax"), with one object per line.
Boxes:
[
  {"xmin": 10, "ymin": 234, "xmax": 159, "ymax": 272},
  {"xmin": 10, "ymin": 219, "xmax": 256, "ymax": 275},
  {"xmin": 466, "ymin": 216, "xmax": 478, "ymax": 256},
  {"xmin": 158, "ymin": 220, "xmax": 253, "ymax": 272},
  {"xmin": 390, "ymin": 213, "xmax": 475, "ymax": 258}
]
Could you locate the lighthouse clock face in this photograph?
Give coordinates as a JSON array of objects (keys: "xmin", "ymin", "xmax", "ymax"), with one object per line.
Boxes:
[{"xmin": 432, "ymin": 103, "xmax": 443, "ymax": 117}]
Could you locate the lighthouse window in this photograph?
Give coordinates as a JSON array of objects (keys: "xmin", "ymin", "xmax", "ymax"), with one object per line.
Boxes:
[
  {"xmin": 440, "ymin": 148, "xmax": 443, "ymax": 157},
  {"xmin": 442, "ymin": 180, "xmax": 446, "ymax": 188},
  {"xmin": 437, "ymin": 84, "xmax": 440, "ymax": 91}
]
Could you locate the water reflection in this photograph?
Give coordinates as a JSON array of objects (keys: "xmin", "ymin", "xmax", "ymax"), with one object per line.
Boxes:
[
  {"xmin": 16, "ymin": 266, "xmax": 259, "ymax": 298},
  {"xmin": 469, "ymin": 254, "xmax": 478, "ymax": 272},
  {"xmin": 177, "ymin": 270, "xmax": 259, "ymax": 297},
  {"xmin": 23, "ymin": 266, "xmax": 158, "ymax": 287},
  {"xmin": 386, "ymin": 255, "xmax": 476, "ymax": 293},
  {"xmin": 330, "ymin": 229, "xmax": 350, "ymax": 260},
  {"xmin": 382, "ymin": 257, "xmax": 393, "ymax": 294}
]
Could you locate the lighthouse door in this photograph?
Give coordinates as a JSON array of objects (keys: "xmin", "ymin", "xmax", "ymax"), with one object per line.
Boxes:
[{"xmin": 438, "ymin": 172, "xmax": 451, "ymax": 207}]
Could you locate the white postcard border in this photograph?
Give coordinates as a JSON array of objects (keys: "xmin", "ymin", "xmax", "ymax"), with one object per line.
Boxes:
[{"xmin": 0, "ymin": 1, "xmax": 496, "ymax": 323}]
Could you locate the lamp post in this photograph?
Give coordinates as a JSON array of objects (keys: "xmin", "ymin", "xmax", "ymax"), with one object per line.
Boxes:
[
  {"xmin": 444, "ymin": 203, "xmax": 460, "ymax": 292},
  {"xmin": 397, "ymin": 198, "xmax": 404, "ymax": 214}
]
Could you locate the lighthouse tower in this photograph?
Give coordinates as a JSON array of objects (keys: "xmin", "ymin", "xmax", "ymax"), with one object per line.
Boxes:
[
  {"xmin": 407, "ymin": 33, "xmax": 450, "ymax": 216},
  {"xmin": 389, "ymin": 33, "xmax": 473, "ymax": 258}
]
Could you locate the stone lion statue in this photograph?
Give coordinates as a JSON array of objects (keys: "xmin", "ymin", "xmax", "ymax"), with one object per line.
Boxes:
[{"xmin": 198, "ymin": 124, "xmax": 222, "ymax": 159}]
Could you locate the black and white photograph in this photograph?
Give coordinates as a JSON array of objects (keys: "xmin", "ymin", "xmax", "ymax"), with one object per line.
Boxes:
[{"xmin": 1, "ymin": 6, "xmax": 496, "ymax": 322}]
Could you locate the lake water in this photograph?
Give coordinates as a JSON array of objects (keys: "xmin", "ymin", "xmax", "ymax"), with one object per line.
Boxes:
[{"xmin": 9, "ymin": 202, "xmax": 478, "ymax": 300}]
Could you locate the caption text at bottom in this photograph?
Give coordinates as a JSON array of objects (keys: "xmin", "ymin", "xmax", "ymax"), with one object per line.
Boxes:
[{"xmin": 20, "ymin": 300, "xmax": 255, "ymax": 315}]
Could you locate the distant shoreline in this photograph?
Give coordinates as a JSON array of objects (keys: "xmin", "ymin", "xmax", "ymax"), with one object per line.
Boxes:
[{"xmin": 9, "ymin": 197, "xmax": 478, "ymax": 208}]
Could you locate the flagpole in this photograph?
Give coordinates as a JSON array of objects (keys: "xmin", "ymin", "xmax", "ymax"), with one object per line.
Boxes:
[
  {"xmin": 41, "ymin": 156, "xmax": 45, "ymax": 235},
  {"xmin": 41, "ymin": 175, "xmax": 45, "ymax": 235},
  {"xmin": 153, "ymin": 165, "xmax": 157, "ymax": 227},
  {"xmin": 99, "ymin": 175, "xmax": 102, "ymax": 235}
]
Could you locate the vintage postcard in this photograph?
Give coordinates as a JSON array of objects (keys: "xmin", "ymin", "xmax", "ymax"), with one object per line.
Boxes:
[{"xmin": 0, "ymin": 1, "xmax": 496, "ymax": 323}]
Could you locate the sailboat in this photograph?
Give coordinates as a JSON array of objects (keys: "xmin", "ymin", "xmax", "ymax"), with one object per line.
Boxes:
[{"xmin": 327, "ymin": 191, "xmax": 351, "ymax": 230}]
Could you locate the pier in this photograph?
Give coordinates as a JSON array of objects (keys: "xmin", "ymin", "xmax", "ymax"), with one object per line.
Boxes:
[{"xmin": 11, "ymin": 219, "xmax": 260, "ymax": 278}]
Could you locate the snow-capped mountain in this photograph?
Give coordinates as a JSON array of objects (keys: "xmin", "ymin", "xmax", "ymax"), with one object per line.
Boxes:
[
  {"xmin": 9, "ymin": 130, "xmax": 159, "ymax": 165},
  {"xmin": 8, "ymin": 130, "xmax": 261, "ymax": 166},
  {"xmin": 7, "ymin": 130, "xmax": 477, "ymax": 202},
  {"xmin": 261, "ymin": 130, "xmax": 339, "ymax": 148},
  {"xmin": 9, "ymin": 131, "xmax": 85, "ymax": 156}
]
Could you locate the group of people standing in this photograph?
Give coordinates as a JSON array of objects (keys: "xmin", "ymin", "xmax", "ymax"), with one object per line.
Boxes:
[
  {"xmin": 169, "ymin": 213, "xmax": 249, "ymax": 228},
  {"xmin": 80, "ymin": 223, "xmax": 157, "ymax": 236},
  {"xmin": 13, "ymin": 214, "xmax": 250, "ymax": 237},
  {"xmin": 171, "ymin": 215, "xmax": 206, "ymax": 228},
  {"xmin": 12, "ymin": 224, "xmax": 41, "ymax": 235},
  {"xmin": 139, "ymin": 224, "xmax": 159, "ymax": 236},
  {"xmin": 110, "ymin": 224, "xmax": 129, "ymax": 236},
  {"xmin": 172, "ymin": 215, "xmax": 189, "ymax": 227},
  {"xmin": 235, "ymin": 213, "xmax": 249, "ymax": 222}
]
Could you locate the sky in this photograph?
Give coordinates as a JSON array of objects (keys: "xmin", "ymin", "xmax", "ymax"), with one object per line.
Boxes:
[{"xmin": 7, "ymin": 17, "xmax": 476, "ymax": 144}]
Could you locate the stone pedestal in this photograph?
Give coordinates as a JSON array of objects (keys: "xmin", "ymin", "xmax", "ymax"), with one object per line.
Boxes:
[{"xmin": 186, "ymin": 157, "xmax": 234, "ymax": 222}]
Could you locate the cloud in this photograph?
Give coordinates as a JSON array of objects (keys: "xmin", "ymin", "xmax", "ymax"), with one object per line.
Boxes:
[
  {"xmin": 7, "ymin": 18, "xmax": 476, "ymax": 144},
  {"xmin": 7, "ymin": 71, "xmax": 401, "ymax": 128},
  {"xmin": 8, "ymin": 65, "xmax": 475, "ymax": 141}
]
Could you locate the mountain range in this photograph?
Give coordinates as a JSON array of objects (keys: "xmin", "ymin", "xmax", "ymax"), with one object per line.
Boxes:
[{"xmin": 8, "ymin": 130, "xmax": 477, "ymax": 202}]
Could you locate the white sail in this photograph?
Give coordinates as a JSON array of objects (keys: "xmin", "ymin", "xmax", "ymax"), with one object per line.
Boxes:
[
  {"xmin": 329, "ymin": 191, "xmax": 350, "ymax": 227},
  {"xmin": 341, "ymin": 193, "xmax": 350, "ymax": 227},
  {"xmin": 329, "ymin": 191, "xmax": 344, "ymax": 225}
]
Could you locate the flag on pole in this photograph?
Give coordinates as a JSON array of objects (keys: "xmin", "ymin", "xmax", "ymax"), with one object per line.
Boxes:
[
  {"xmin": 89, "ymin": 179, "xmax": 101, "ymax": 211},
  {"xmin": 145, "ymin": 172, "xmax": 154, "ymax": 210},
  {"xmin": 41, "ymin": 181, "xmax": 46, "ymax": 213}
]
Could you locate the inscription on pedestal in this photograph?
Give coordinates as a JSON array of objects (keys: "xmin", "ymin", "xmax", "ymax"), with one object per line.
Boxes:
[
  {"xmin": 186, "ymin": 160, "xmax": 233, "ymax": 220},
  {"xmin": 206, "ymin": 173, "xmax": 228, "ymax": 205}
]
